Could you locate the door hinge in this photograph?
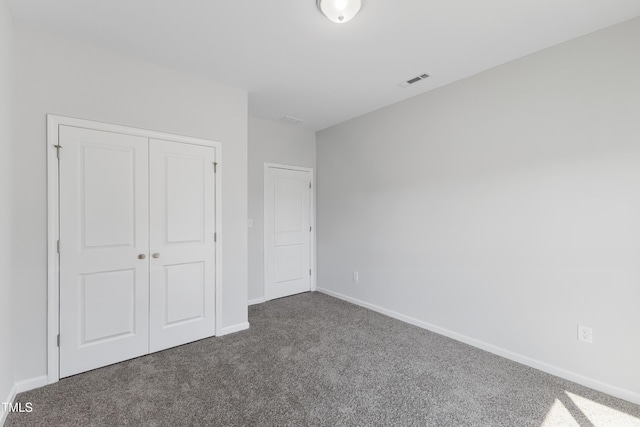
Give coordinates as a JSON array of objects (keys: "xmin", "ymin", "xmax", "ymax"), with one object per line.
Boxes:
[
  {"xmin": 212, "ymin": 162, "xmax": 218, "ymax": 173},
  {"xmin": 57, "ymin": 240, "xmax": 61, "ymax": 253},
  {"xmin": 309, "ymin": 269, "xmax": 312, "ymax": 276},
  {"xmin": 57, "ymin": 334, "xmax": 60, "ymax": 347},
  {"xmin": 309, "ymin": 182, "xmax": 312, "ymax": 189},
  {"xmin": 54, "ymin": 145, "xmax": 62, "ymax": 159},
  {"xmin": 309, "ymin": 226, "xmax": 312, "ymax": 232},
  {"xmin": 214, "ymin": 232, "xmax": 217, "ymax": 242}
]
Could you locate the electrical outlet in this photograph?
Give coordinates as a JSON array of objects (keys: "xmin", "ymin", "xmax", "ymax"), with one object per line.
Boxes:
[
  {"xmin": 352, "ymin": 271, "xmax": 359, "ymax": 283},
  {"xmin": 578, "ymin": 325, "xmax": 593, "ymax": 343}
]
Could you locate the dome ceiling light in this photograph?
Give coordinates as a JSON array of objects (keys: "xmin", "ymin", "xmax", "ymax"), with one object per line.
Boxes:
[{"xmin": 316, "ymin": 0, "xmax": 362, "ymax": 24}]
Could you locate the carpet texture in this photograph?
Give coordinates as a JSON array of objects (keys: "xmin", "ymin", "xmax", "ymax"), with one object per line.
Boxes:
[{"xmin": 6, "ymin": 292, "xmax": 640, "ymax": 426}]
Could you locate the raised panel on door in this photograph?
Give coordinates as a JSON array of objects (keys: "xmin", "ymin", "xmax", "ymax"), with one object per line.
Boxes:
[
  {"xmin": 265, "ymin": 167, "xmax": 311, "ymax": 301},
  {"xmin": 149, "ymin": 139, "xmax": 216, "ymax": 352},
  {"xmin": 59, "ymin": 126, "xmax": 149, "ymax": 378}
]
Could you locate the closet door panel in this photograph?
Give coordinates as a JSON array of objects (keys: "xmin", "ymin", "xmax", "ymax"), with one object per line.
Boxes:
[
  {"xmin": 149, "ymin": 139, "xmax": 216, "ymax": 352},
  {"xmin": 59, "ymin": 126, "xmax": 150, "ymax": 378}
]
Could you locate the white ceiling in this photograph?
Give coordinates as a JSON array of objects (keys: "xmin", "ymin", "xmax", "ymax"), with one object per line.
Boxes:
[{"xmin": 7, "ymin": 0, "xmax": 640, "ymax": 130}]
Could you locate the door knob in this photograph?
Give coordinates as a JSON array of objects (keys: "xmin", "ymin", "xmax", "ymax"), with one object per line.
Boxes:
[
  {"xmin": 152, "ymin": 253, "xmax": 160, "ymax": 259},
  {"xmin": 138, "ymin": 254, "xmax": 146, "ymax": 260}
]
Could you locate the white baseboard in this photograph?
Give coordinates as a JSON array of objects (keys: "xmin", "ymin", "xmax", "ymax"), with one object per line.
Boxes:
[
  {"xmin": 1, "ymin": 382, "xmax": 17, "ymax": 427},
  {"xmin": 16, "ymin": 375, "xmax": 49, "ymax": 393},
  {"xmin": 219, "ymin": 322, "xmax": 250, "ymax": 336},
  {"xmin": 317, "ymin": 287, "xmax": 640, "ymax": 405},
  {"xmin": 248, "ymin": 297, "xmax": 265, "ymax": 306},
  {"xmin": 15, "ymin": 376, "xmax": 48, "ymax": 394},
  {"xmin": 1, "ymin": 375, "xmax": 48, "ymax": 426}
]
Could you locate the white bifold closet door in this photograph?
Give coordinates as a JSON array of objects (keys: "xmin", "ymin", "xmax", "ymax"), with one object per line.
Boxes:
[
  {"xmin": 148, "ymin": 139, "xmax": 215, "ymax": 353},
  {"xmin": 59, "ymin": 126, "xmax": 215, "ymax": 378}
]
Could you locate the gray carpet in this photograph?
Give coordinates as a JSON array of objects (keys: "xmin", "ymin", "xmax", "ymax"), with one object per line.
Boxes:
[{"xmin": 6, "ymin": 292, "xmax": 640, "ymax": 426}]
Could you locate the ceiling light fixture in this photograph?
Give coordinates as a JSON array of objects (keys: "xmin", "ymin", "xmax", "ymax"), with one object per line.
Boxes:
[{"xmin": 317, "ymin": 0, "xmax": 362, "ymax": 24}]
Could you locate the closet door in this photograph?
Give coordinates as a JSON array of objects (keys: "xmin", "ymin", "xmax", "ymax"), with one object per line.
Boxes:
[
  {"xmin": 59, "ymin": 126, "xmax": 150, "ymax": 378},
  {"xmin": 148, "ymin": 139, "xmax": 216, "ymax": 352}
]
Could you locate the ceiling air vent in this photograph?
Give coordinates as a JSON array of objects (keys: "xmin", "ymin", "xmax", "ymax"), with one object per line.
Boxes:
[
  {"xmin": 278, "ymin": 115, "xmax": 303, "ymax": 125},
  {"xmin": 399, "ymin": 73, "xmax": 430, "ymax": 88}
]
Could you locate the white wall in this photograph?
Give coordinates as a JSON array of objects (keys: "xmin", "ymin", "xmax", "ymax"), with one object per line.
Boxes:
[
  {"xmin": 248, "ymin": 117, "xmax": 316, "ymax": 302},
  {"xmin": 317, "ymin": 17, "xmax": 640, "ymax": 403},
  {"xmin": 0, "ymin": 0, "xmax": 15, "ymax": 417},
  {"xmin": 12, "ymin": 25, "xmax": 248, "ymax": 384}
]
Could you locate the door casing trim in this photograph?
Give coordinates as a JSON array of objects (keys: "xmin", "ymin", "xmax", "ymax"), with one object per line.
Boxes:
[{"xmin": 47, "ymin": 114, "xmax": 223, "ymax": 384}]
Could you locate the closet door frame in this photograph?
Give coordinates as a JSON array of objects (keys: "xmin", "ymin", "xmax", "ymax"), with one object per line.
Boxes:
[{"xmin": 46, "ymin": 114, "xmax": 223, "ymax": 384}]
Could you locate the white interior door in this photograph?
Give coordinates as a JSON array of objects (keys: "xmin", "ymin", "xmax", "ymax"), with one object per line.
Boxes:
[
  {"xmin": 59, "ymin": 126, "xmax": 150, "ymax": 378},
  {"xmin": 59, "ymin": 125, "xmax": 217, "ymax": 378},
  {"xmin": 265, "ymin": 166, "xmax": 312, "ymax": 301},
  {"xmin": 149, "ymin": 139, "xmax": 216, "ymax": 352}
]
